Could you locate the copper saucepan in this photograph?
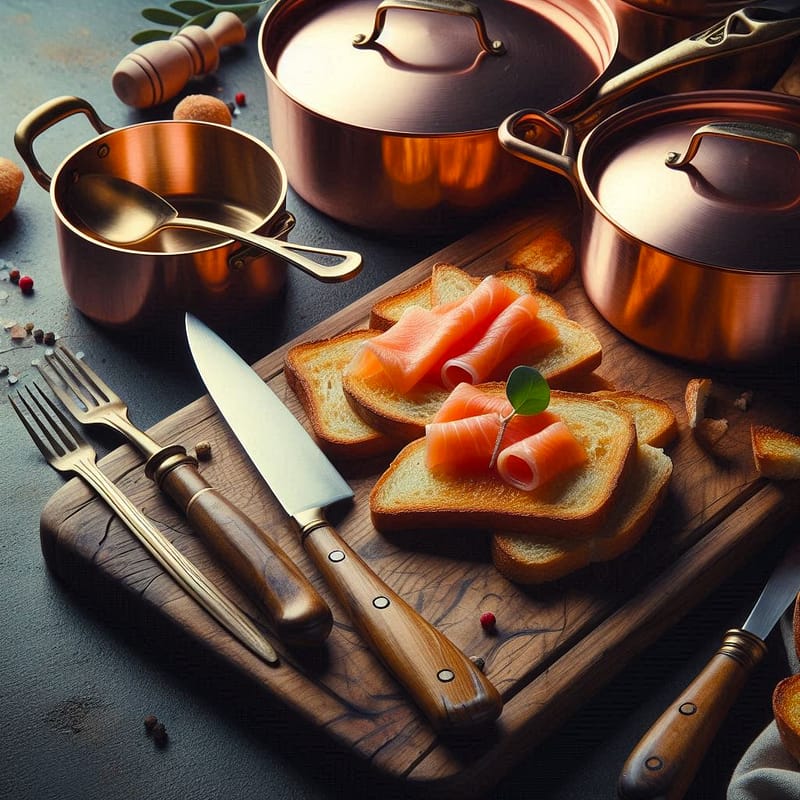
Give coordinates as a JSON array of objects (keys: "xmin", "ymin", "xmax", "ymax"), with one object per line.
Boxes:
[
  {"xmin": 499, "ymin": 89, "xmax": 800, "ymax": 364},
  {"xmin": 258, "ymin": 0, "xmax": 800, "ymax": 235},
  {"xmin": 14, "ymin": 96, "xmax": 354, "ymax": 330}
]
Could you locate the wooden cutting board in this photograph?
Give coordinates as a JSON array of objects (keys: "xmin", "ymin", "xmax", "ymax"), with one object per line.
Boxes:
[{"xmin": 40, "ymin": 194, "xmax": 800, "ymax": 798}]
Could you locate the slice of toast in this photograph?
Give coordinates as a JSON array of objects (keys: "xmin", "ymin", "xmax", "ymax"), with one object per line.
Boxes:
[
  {"xmin": 284, "ymin": 329, "xmax": 400, "ymax": 459},
  {"xmin": 593, "ymin": 390, "xmax": 679, "ymax": 449},
  {"xmin": 369, "ymin": 391, "xmax": 637, "ymax": 538},
  {"xmin": 490, "ymin": 391, "xmax": 675, "ymax": 583},
  {"xmin": 348, "ymin": 267, "xmax": 602, "ymax": 442}
]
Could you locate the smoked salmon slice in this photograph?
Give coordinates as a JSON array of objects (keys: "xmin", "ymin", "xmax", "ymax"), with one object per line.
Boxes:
[
  {"xmin": 441, "ymin": 295, "xmax": 559, "ymax": 389},
  {"xmin": 497, "ymin": 420, "xmax": 587, "ymax": 491},
  {"xmin": 345, "ymin": 276, "xmax": 522, "ymax": 394},
  {"xmin": 426, "ymin": 384, "xmax": 560, "ymax": 474}
]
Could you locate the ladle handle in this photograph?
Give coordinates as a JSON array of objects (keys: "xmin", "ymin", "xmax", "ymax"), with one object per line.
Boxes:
[
  {"xmin": 172, "ymin": 217, "xmax": 363, "ymax": 282},
  {"xmin": 14, "ymin": 96, "xmax": 113, "ymax": 191}
]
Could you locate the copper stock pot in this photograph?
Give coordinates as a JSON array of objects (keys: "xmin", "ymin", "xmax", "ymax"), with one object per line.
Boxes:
[{"xmin": 258, "ymin": 0, "xmax": 800, "ymax": 235}]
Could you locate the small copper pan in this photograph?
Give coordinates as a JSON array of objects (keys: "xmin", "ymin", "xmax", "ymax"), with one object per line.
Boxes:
[{"xmin": 501, "ymin": 89, "xmax": 800, "ymax": 364}]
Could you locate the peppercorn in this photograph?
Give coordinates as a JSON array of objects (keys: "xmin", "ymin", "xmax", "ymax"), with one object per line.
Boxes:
[
  {"xmin": 18, "ymin": 275, "xmax": 34, "ymax": 294},
  {"xmin": 235, "ymin": 91, "xmax": 246, "ymax": 106},
  {"xmin": 9, "ymin": 268, "xmax": 20, "ymax": 284},
  {"xmin": 479, "ymin": 611, "xmax": 496, "ymax": 632},
  {"xmin": 33, "ymin": 328, "xmax": 44, "ymax": 343},
  {"xmin": 43, "ymin": 331, "xmax": 55, "ymax": 346},
  {"xmin": 152, "ymin": 722, "xmax": 168, "ymax": 748},
  {"xmin": 144, "ymin": 714, "xmax": 158, "ymax": 733}
]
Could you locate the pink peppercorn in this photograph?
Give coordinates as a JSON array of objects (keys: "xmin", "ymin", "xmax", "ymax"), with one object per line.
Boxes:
[
  {"xmin": 235, "ymin": 92, "xmax": 246, "ymax": 106},
  {"xmin": 18, "ymin": 275, "xmax": 34, "ymax": 294},
  {"xmin": 479, "ymin": 611, "xmax": 496, "ymax": 631}
]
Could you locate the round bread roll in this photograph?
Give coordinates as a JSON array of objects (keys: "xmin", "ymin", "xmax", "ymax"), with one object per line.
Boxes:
[
  {"xmin": 0, "ymin": 157, "xmax": 24, "ymax": 221},
  {"xmin": 173, "ymin": 94, "xmax": 232, "ymax": 125}
]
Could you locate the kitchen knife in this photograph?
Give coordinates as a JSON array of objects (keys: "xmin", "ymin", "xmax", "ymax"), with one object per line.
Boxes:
[
  {"xmin": 618, "ymin": 538, "xmax": 800, "ymax": 800},
  {"xmin": 185, "ymin": 312, "xmax": 503, "ymax": 732}
]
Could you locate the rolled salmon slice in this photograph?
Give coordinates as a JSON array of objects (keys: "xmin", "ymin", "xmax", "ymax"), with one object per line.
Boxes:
[
  {"xmin": 441, "ymin": 295, "xmax": 558, "ymax": 389},
  {"xmin": 345, "ymin": 276, "xmax": 520, "ymax": 394},
  {"xmin": 497, "ymin": 420, "xmax": 587, "ymax": 491}
]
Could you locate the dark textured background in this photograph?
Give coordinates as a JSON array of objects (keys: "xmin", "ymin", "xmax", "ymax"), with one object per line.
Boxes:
[{"xmin": 0, "ymin": 2, "xmax": 793, "ymax": 798}]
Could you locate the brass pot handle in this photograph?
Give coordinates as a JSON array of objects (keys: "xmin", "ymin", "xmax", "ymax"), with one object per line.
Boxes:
[
  {"xmin": 666, "ymin": 120, "xmax": 800, "ymax": 168},
  {"xmin": 14, "ymin": 96, "xmax": 113, "ymax": 191},
  {"xmin": 353, "ymin": 0, "xmax": 505, "ymax": 55}
]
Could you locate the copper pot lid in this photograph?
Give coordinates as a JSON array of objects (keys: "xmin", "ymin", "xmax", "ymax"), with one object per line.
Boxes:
[
  {"xmin": 619, "ymin": 0, "xmax": 748, "ymax": 19},
  {"xmin": 260, "ymin": 0, "xmax": 617, "ymax": 134},
  {"xmin": 580, "ymin": 90, "xmax": 800, "ymax": 272}
]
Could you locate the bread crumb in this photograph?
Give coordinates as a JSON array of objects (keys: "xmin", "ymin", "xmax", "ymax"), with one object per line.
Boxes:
[
  {"xmin": 734, "ymin": 391, "xmax": 754, "ymax": 411},
  {"xmin": 0, "ymin": 157, "xmax": 24, "ymax": 221},
  {"xmin": 173, "ymin": 95, "xmax": 232, "ymax": 126},
  {"xmin": 506, "ymin": 229, "xmax": 575, "ymax": 292}
]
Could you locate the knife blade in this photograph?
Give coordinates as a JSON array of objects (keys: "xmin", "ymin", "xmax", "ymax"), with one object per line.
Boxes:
[
  {"xmin": 618, "ymin": 537, "xmax": 800, "ymax": 800},
  {"xmin": 185, "ymin": 313, "xmax": 503, "ymax": 732}
]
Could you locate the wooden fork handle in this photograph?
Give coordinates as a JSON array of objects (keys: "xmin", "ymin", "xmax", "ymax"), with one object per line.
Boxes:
[{"xmin": 145, "ymin": 446, "xmax": 333, "ymax": 647}]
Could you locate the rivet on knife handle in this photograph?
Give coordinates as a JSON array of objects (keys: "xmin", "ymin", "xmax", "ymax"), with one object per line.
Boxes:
[
  {"xmin": 147, "ymin": 447, "xmax": 333, "ymax": 647},
  {"xmin": 295, "ymin": 509, "xmax": 503, "ymax": 732},
  {"xmin": 617, "ymin": 629, "xmax": 766, "ymax": 800}
]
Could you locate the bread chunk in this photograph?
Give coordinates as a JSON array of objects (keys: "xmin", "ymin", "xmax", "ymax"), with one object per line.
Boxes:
[
  {"xmin": 751, "ymin": 425, "xmax": 800, "ymax": 480},
  {"xmin": 505, "ymin": 228, "xmax": 575, "ymax": 292}
]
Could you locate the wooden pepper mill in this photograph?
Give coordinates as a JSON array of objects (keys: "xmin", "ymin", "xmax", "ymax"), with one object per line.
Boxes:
[{"xmin": 112, "ymin": 11, "xmax": 246, "ymax": 109}]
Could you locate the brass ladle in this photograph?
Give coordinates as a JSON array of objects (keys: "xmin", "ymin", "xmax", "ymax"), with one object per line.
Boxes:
[{"xmin": 68, "ymin": 173, "xmax": 362, "ymax": 282}]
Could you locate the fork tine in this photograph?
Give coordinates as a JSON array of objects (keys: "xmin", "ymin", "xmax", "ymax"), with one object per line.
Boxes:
[
  {"xmin": 38, "ymin": 345, "xmax": 109, "ymax": 413},
  {"xmin": 9, "ymin": 389, "xmax": 58, "ymax": 462},
  {"xmin": 10, "ymin": 382, "xmax": 83, "ymax": 460}
]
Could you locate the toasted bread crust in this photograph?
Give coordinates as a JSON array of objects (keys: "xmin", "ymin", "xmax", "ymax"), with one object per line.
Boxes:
[
  {"xmin": 594, "ymin": 390, "xmax": 679, "ymax": 449},
  {"xmin": 505, "ymin": 228, "xmax": 576, "ymax": 292},
  {"xmin": 774, "ymin": 672, "xmax": 800, "ymax": 764}
]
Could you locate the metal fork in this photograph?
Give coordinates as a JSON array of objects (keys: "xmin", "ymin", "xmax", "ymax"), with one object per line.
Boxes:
[
  {"xmin": 10, "ymin": 382, "xmax": 278, "ymax": 665},
  {"xmin": 35, "ymin": 344, "xmax": 333, "ymax": 647}
]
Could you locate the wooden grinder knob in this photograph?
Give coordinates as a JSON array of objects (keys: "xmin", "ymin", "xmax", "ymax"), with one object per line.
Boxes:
[{"xmin": 112, "ymin": 11, "xmax": 246, "ymax": 108}]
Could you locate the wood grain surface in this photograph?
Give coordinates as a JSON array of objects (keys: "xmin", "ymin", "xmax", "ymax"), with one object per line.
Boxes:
[{"xmin": 40, "ymin": 194, "xmax": 800, "ymax": 798}]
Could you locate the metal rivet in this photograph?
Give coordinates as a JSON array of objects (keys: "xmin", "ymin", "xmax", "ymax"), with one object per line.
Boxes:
[
  {"xmin": 645, "ymin": 756, "xmax": 663, "ymax": 772},
  {"xmin": 372, "ymin": 595, "xmax": 390, "ymax": 609},
  {"xmin": 679, "ymin": 702, "xmax": 697, "ymax": 716},
  {"xmin": 328, "ymin": 550, "xmax": 346, "ymax": 563},
  {"xmin": 96, "ymin": 144, "xmax": 110, "ymax": 159},
  {"xmin": 437, "ymin": 669, "xmax": 455, "ymax": 683}
]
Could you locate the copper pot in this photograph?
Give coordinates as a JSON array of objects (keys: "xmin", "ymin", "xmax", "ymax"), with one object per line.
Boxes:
[
  {"xmin": 15, "ymin": 96, "xmax": 302, "ymax": 329},
  {"xmin": 259, "ymin": 0, "xmax": 619, "ymax": 234},
  {"xmin": 258, "ymin": 0, "xmax": 799, "ymax": 235},
  {"xmin": 500, "ymin": 89, "xmax": 800, "ymax": 364}
]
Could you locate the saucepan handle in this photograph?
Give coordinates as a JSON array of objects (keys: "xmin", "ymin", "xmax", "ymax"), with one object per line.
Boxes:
[
  {"xmin": 497, "ymin": 109, "xmax": 582, "ymax": 198},
  {"xmin": 569, "ymin": 1, "xmax": 800, "ymax": 133},
  {"xmin": 14, "ymin": 96, "xmax": 114, "ymax": 191},
  {"xmin": 353, "ymin": 0, "xmax": 505, "ymax": 55}
]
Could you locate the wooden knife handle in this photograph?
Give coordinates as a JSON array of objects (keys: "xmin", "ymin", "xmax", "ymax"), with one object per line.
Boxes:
[
  {"xmin": 297, "ymin": 511, "xmax": 503, "ymax": 732},
  {"xmin": 617, "ymin": 629, "xmax": 767, "ymax": 800},
  {"xmin": 148, "ymin": 449, "xmax": 333, "ymax": 647}
]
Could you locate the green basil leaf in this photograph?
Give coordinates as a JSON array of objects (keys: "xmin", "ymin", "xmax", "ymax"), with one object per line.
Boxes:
[
  {"xmin": 142, "ymin": 8, "xmax": 189, "ymax": 25},
  {"xmin": 131, "ymin": 28, "xmax": 173, "ymax": 43},
  {"xmin": 506, "ymin": 366, "xmax": 550, "ymax": 415}
]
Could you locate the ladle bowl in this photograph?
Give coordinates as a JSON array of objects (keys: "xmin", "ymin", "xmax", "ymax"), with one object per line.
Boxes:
[{"xmin": 69, "ymin": 173, "xmax": 362, "ymax": 282}]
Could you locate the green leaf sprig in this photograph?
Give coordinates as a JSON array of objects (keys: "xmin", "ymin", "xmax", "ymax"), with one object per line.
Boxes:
[
  {"xmin": 488, "ymin": 365, "xmax": 551, "ymax": 469},
  {"xmin": 132, "ymin": 0, "xmax": 270, "ymax": 44}
]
